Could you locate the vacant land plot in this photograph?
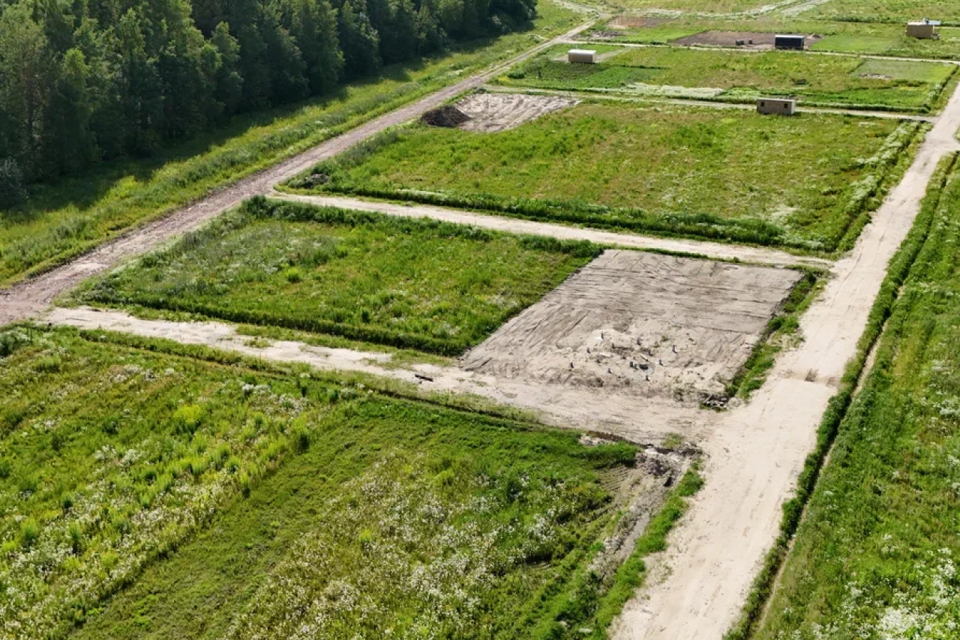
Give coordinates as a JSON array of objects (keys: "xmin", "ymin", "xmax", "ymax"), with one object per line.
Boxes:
[
  {"xmin": 289, "ymin": 101, "xmax": 918, "ymax": 251},
  {"xmin": 0, "ymin": 327, "xmax": 661, "ymax": 640},
  {"xmin": 595, "ymin": 19, "xmax": 960, "ymax": 59},
  {"xmin": 604, "ymin": 0, "xmax": 782, "ymax": 13},
  {"xmin": 461, "ymin": 250, "xmax": 803, "ymax": 405},
  {"xmin": 807, "ymin": 0, "xmax": 960, "ymax": 24},
  {"xmin": 500, "ymin": 45, "xmax": 956, "ymax": 111},
  {"xmin": 754, "ymin": 165, "xmax": 960, "ymax": 638},
  {"xmin": 76, "ymin": 199, "xmax": 597, "ymax": 355},
  {"xmin": 0, "ymin": 2, "xmax": 578, "ymax": 287}
]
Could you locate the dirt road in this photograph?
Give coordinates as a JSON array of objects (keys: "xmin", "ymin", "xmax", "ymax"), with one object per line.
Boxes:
[
  {"xmin": 0, "ymin": 18, "xmax": 595, "ymax": 327},
  {"xmin": 274, "ymin": 193, "xmax": 830, "ymax": 268},
  {"xmin": 45, "ymin": 306, "xmax": 715, "ymax": 443},
  {"xmin": 611, "ymin": 73, "xmax": 960, "ymax": 640}
]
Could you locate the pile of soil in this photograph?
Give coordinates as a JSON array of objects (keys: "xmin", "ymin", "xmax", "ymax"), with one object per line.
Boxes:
[{"xmin": 420, "ymin": 105, "xmax": 471, "ymax": 128}]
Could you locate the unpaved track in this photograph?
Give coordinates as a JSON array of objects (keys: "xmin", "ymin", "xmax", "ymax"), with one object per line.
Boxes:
[
  {"xmin": 45, "ymin": 306, "xmax": 715, "ymax": 443},
  {"xmin": 0, "ymin": 19, "xmax": 596, "ymax": 327},
  {"xmin": 274, "ymin": 193, "xmax": 831, "ymax": 268},
  {"xmin": 611, "ymin": 76, "xmax": 960, "ymax": 640}
]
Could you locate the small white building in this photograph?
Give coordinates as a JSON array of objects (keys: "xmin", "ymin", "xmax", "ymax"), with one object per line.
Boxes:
[
  {"xmin": 568, "ymin": 49, "xmax": 597, "ymax": 64},
  {"xmin": 757, "ymin": 98, "xmax": 796, "ymax": 116},
  {"xmin": 906, "ymin": 20, "xmax": 940, "ymax": 39}
]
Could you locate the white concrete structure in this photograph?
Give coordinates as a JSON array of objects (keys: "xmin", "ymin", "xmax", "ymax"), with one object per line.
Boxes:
[
  {"xmin": 757, "ymin": 98, "xmax": 796, "ymax": 116},
  {"xmin": 568, "ymin": 49, "xmax": 597, "ymax": 64}
]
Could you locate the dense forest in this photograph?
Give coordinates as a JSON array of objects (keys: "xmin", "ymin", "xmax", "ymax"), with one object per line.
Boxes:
[{"xmin": 0, "ymin": 0, "xmax": 537, "ymax": 206}]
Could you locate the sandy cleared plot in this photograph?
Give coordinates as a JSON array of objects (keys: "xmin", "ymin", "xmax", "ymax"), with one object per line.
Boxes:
[
  {"xmin": 461, "ymin": 250, "xmax": 802, "ymax": 404},
  {"xmin": 455, "ymin": 92, "xmax": 580, "ymax": 132}
]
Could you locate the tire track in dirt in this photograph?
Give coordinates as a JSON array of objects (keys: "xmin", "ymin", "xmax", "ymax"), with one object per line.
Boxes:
[
  {"xmin": 0, "ymin": 18, "xmax": 596, "ymax": 327},
  {"xmin": 611, "ymin": 71, "xmax": 960, "ymax": 640}
]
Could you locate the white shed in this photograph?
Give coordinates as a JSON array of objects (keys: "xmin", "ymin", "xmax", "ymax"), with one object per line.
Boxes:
[
  {"xmin": 568, "ymin": 49, "xmax": 597, "ymax": 64},
  {"xmin": 757, "ymin": 98, "xmax": 796, "ymax": 116}
]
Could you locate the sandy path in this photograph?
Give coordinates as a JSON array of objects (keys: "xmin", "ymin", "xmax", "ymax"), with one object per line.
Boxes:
[
  {"xmin": 45, "ymin": 306, "xmax": 714, "ymax": 443},
  {"xmin": 0, "ymin": 19, "xmax": 596, "ymax": 328},
  {"xmin": 274, "ymin": 193, "xmax": 831, "ymax": 268},
  {"xmin": 611, "ymin": 71, "xmax": 960, "ymax": 640}
]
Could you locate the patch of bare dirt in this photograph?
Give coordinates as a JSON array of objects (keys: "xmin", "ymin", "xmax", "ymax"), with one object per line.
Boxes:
[
  {"xmin": 671, "ymin": 30, "xmax": 821, "ymax": 49},
  {"xmin": 609, "ymin": 15, "xmax": 669, "ymax": 29},
  {"xmin": 460, "ymin": 250, "xmax": 802, "ymax": 405},
  {"xmin": 455, "ymin": 92, "xmax": 580, "ymax": 133}
]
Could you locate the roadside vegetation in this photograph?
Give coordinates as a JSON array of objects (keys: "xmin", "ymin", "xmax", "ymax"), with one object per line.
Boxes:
[
  {"xmin": 594, "ymin": 19, "xmax": 960, "ymax": 59},
  {"xmin": 0, "ymin": 1, "xmax": 578, "ymax": 286},
  {"xmin": 0, "ymin": 326, "xmax": 653, "ymax": 640},
  {"xmin": 498, "ymin": 45, "xmax": 956, "ymax": 112},
  {"xmin": 287, "ymin": 101, "xmax": 918, "ymax": 251},
  {"xmin": 75, "ymin": 198, "xmax": 598, "ymax": 355},
  {"xmin": 603, "ymin": 0, "xmax": 774, "ymax": 12},
  {"xmin": 727, "ymin": 154, "xmax": 960, "ymax": 640}
]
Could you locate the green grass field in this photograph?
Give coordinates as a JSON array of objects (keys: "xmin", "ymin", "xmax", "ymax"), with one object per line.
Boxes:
[
  {"xmin": 75, "ymin": 198, "xmax": 598, "ymax": 355},
  {"xmin": 597, "ymin": 19, "xmax": 960, "ymax": 59},
  {"xmin": 498, "ymin": 45, "xmax": 955, "ymax": 111},
  {"xmin": 604, "ymin": 0, "xmax": 777, "ymax": 12},
  {"xmin": 753, "ymin": 162, "xmax": 960, "ymax": 639},
  {"xmin": 808, "ymin": 0, "xmax": 960, "ymax": 24},
  {"xmin": 0, "ymin": 326, "xmax": 663, "ymax": 640},
  {"xmin": 0, "ymin": 2, "xmax": 578, "ymax": 287},
  {"xmin": 287, "ymin": 102, "xmax": 918, "ymax": 251}
]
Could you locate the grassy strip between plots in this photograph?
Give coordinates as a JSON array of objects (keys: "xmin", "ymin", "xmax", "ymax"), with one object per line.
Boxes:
[
  {"xmin": 724, "ymin": 151, "xmax": 960, "ymax": 640},
  {"xmin": 286, "ymin": 101, "xmax": 921, "ymax": 252},
  {"xmin": 593, "ymin": 19, "xmax": 960, "ymax": 60},
  {"xmin": 498, "ymin": 45, "xmax": 956, "ymax": 112},
  {"xmin": 0, "ymin": 326, "xmax": 696, "ymax": 640},
  {"xmin": 0, "ymin": 1, "xmax": 579, "ymax": 287},
  {"xmin": 75, "ymin": 197, "xmax": 600, "ymax": 356}
]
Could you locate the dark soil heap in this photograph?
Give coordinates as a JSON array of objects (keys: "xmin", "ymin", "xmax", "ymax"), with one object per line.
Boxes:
[{"xmin": 420, "ymin": 105, "xmax": 471, "ymax": 128}]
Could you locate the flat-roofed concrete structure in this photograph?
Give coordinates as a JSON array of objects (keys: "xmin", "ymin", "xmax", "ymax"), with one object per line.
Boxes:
[
  {"xmin": 907, "ymin": 20, "xmax": 940, "ymax": 39},
  {"xmin": 568, "ymin": 49, "xmax": 597, "ymax": 64},
  {"xmin": 757, "ymin": 98, "xmax": 796, "ymax": 116}
]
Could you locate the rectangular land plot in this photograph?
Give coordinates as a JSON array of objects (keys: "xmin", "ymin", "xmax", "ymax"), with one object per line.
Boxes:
[
  {"xmin": 755, "ymin": 149, "xmax": 960, "ymax": 640},
  {"xmin": 0, "ymin": 328, "xmax": 649, "ymax": 640},
  {"xmin": 605, "ymin": 0, "xmax": 779, "ymax": 12},
  {"xmin": 77, "ymin": 198, "xmax": 598, "ymax": 355},
  {"xmin": 499, "ymin": 44, "xmax": 956, "ymax": 111},
  {"xmin": 291, "ymin": 99, "xmax": 919, "ymax": 251},
  {"xmin": 462, "ymin": 250, "xmax": 803, "ymax": 405},
  {"xmin": 808, "ymin": 0, "xmax": 960, "ymax": 24},
  {"xmin": 596, "ymin": 18, "xmax": 960, "ymax": 59}
]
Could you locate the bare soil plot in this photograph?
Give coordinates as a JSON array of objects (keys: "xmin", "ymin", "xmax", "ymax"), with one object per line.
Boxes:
[
  {"xmin": 461, "ymin": 250, "xmax": 803, "ymax": 405},
  {"xmin": 455, "ymin": 92, "xmax": 581, "ymax": 132},
  {"xmin": 671, "ymin": 30, "xmax": 821, "ymax": 48}
]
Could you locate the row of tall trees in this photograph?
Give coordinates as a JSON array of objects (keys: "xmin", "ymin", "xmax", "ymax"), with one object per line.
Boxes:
[{"xmin": 0, "ymin": 0, "xmax": 536, "ymax": 205}]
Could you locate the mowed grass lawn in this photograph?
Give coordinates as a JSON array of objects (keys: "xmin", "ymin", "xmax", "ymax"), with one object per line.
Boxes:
[
  {"xmin": 605, "ymin": 0, "xmax": 773, "ymax": 12},
  {"xmin": 0, "ymin": 1, "xmax": 577, "ymax": 287},
  {"xmin": 500, "ymin": 45, "xmax": 956, "ymax": 111},
  {"xmin": 290, "ymin": 103, "xmax": 918, "ymax": 251},
  {"xmin": 756, "ymin": 164, "xmax": 960, "ymax": 638},
  {"xmin": 77, "ymin": 198, "xmax": 598, "ymax": 355},
  {"xmin": 0, "ymin": 328, "xmax": 639, "ymax": 640}
]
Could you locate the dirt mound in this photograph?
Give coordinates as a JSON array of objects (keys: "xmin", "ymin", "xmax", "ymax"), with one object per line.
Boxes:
[
  {"xmin": 420, "ymin": 105, "xmax": 471, "ymax": 128},
  {"xmin": 456, "ymin": 93, "xmax": 579, "ymax": 133}
]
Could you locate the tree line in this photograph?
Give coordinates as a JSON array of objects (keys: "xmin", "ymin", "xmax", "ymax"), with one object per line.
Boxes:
[{"xmin": 0, "ymin": 0, "xmax": 537, "ymax": 207}]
